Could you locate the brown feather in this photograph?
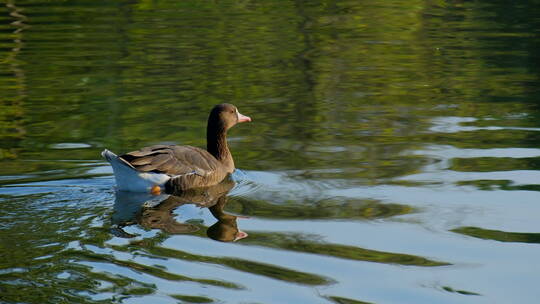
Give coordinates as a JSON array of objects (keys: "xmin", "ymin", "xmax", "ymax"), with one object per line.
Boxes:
[{"xmin": 119, "ymin": 145, "xmax": 223, "ymax": 178}]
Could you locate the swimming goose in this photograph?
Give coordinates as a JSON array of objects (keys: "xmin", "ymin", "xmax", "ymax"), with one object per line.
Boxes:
[{"xmin": 102, "ymin": 103, "xmax": 251, "ymax": 193}]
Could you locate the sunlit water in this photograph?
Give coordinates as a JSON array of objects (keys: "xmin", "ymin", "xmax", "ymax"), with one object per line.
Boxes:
[{"xmin": 1, "ymin": 1, "xmax": 540, "ymax": 303}]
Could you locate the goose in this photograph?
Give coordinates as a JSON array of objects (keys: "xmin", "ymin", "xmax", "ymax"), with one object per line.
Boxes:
[{"xmin": 102, "ymin": 103, "xmax": 251, "ymax": 193}]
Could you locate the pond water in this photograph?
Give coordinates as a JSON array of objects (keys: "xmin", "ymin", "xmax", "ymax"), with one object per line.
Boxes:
[{"xmin": 1, "ymin": 0, "xmax": 540, "ymax": 303}]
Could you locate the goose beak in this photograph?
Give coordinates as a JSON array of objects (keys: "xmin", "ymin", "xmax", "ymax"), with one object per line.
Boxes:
[
  {"xmin": 237, "ymin": 112, "xmax": 252, "ymax": 123},
  {"xmin": 234, "ymin": 230, "xmax": 248, "ymax": 241}
]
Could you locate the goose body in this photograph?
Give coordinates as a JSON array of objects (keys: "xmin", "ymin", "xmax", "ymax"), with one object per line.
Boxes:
[{"xmin": 102, "ymin": 104, "xmax": 251, "ymax": 193}]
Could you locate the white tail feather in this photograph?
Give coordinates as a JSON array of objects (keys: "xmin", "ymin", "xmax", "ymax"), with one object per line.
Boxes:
[{"xmin": 102, "ymin": 149, "xmax": 170, "ymax": 192}]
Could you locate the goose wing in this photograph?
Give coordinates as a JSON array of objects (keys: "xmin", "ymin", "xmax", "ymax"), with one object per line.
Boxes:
[{"xmin": 119, "ymin": 145, "xmax": 220, "ymax": 177}]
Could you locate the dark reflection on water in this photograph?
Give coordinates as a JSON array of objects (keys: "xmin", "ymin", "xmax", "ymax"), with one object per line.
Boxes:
[
  {"xmin": 452, "ymin": 226, "xmax": 540, "ymax": 244},
  {"xmin": 325, "ymin": 296, "xmax": 374, "ymax": 304},
  {"xmin": 141, "ymin": 245, "xmax": 332, "ymax": 287},
  {"xmin": 239, "ymin": 231, "xmax": 449, "ymax": 267},
  {"xmin": 112, "ymin": 178, "xmax": 445, "ymax": 267},
  {"xmin": 1, "ymin": 0, "xmax": 540, "ymax": 303},
  {"xmin": 226, "ymin": 196, "xmax": 414, "ymax": 220},
  {"xmin": 112, "ymin": 179, "xmax": 247, "ymax": 242}
]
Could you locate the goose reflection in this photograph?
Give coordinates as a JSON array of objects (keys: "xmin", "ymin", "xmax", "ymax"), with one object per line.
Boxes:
[{"xmin": 111, "ymin": 179, "xmax": 248, "ymax": 242}]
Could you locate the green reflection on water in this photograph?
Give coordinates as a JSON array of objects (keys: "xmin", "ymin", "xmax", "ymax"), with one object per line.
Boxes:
[
  {"xmin": 61, "ymin": 249, "xmax": 243, "ymax": 290},
  {"xmin": 442, "ymin": 286, "xmax": 481, "ymax": 296},
  {"xmin": 171, "ymin": 294, "xmax": 215, "ymax": 304},
  {"xmin": 326, "ymin": 295, "xmax": 373, "ymax": 304},
  {"xmin": 1, "ymin": 0, "xmax": 539, "ymax": 303},
  {"xmin": 242, "ymin": 232, "xmax": 449, "ymax": 267},
  {"xmin": 457, "ymin": 180, "xmax": 540, "ymax": 192},
  {"xmin": 451, "ymin": 157, "xmax": 540, "ymax": 172},
  {"xmin": 227, "ymin": 197, "xmax": 414, "ymax": 220},
  {"xmin": 138, "ymin": 245, "xmax": 331, "ymax": 286},
  {"xmin": 0, "ymin": 0, "xmax": 538, "ymax": 173},
  {"xmin": 452, "ymin": 226, "xmax": 540, "ymax": 244}
]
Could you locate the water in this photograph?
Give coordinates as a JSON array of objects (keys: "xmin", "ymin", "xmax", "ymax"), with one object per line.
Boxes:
[{"xmin": 1, "ymin": 0, "xmax": 540, "ymax": 303}]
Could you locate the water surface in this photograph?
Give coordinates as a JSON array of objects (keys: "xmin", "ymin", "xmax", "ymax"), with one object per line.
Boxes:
[{"xmin": 1, "ymin": 0, "xmax": 540, "ymax": 303}]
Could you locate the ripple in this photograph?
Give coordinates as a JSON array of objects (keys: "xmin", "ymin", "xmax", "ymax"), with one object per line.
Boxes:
[
  {"xmin": 143, "ymin": 245, "xmax": 331, "ymax": 286},
  {"xmin": 456, "ymin": 180, "xmax": 540, "ymax": 192},
  {"xmin": 61, "ymin": 249, "xmax": 243, "ymax": 290},
  {"xmin": 230, "ymin": 169, "xmax": 265, "ymax": 197},
  {"xmin": 401, "ymin": 170, "xmax": 540, "ymax": 186},
  {"xmin": 240, "ymin": 232, "xmax": 449, "ymax": 267},
  {"xmin": 429, "ymin": 116, "xmax": 540, "ymax": 134},
  {"xmin": 407, "ymin": 145, "xmax": 540, "ymax": 159},
  {"xmin": 231, "ymin": 169, "xmax": 343, "ymax": 203},
  {"xmin": 49, "ymin": 142, "xmax": 92, "ymax": 149}
]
